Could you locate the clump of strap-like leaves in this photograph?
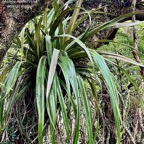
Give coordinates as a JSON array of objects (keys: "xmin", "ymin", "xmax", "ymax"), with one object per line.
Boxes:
[{"xmin": 0, "ymin": 0, "xmax": 143, "ymax": 143}]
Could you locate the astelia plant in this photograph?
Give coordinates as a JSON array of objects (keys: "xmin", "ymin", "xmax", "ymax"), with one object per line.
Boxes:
[{"xmin": 1, "ymin": 0, "xmax": 143, "ymax": 143}]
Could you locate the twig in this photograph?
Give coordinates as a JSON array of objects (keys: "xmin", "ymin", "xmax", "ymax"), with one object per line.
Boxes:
[
  {"xmin": 133, "ymin": 112, "xmax": 139, "ymax": 140},
  {"xmin": 138, "ymin": 108, "xmax": 144, "ymax": 133},
  {"xmin": 132, "ymin": 0, "xmax": 144, "ymax": 141},
  {"xmin": 123, "ymin": 124, "xmax": 136, "ymax": 144},
  {"xmin": 132, "ymin": 0, "xmax": 144, "ymax": 78}
]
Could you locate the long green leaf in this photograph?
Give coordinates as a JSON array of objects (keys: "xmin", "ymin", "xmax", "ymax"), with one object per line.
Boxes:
[
  {"xmin": 56, "ymin": 76, "xmax": 70, "ymax": 141},
  {"xmin": 36, "ymin": 56, "xmax": 46, "ymax": 144},
  {"xmin": 98, "ymin": 51, "xmax": 144, "ymax": 67},
  {"xmin": 66, "ymin": 0, "xmax": 83, "ymax": 36},
  {"xmin": 78, "ymin": 76, "xmax": 94, "ymax": 144},
  {"xmin": 82, "ymin": 12, "xmax": 140, "ymax": 41},
  {"xmin": 58, "ymin": 54, "xmax": 80, "ymax": 143},
  {"xmin": 49, "ymin": 8, "xmax": 71, "ymax": 36},
  {"xmin": 46, "ymin": 76, "xmax": 57, "ymax": 144},
  {"xmin": 91, "ymin": 50, "xmax": 121, "ymax": 143},
  {"xmin": 0, "ymin": 62, "xmax": 21, "ymax": 131}
]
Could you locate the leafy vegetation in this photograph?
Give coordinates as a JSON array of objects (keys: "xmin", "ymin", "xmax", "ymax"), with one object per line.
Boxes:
[{"xmin": 0, "ymin": 0, "xmax": 144, "ymax": 144}]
